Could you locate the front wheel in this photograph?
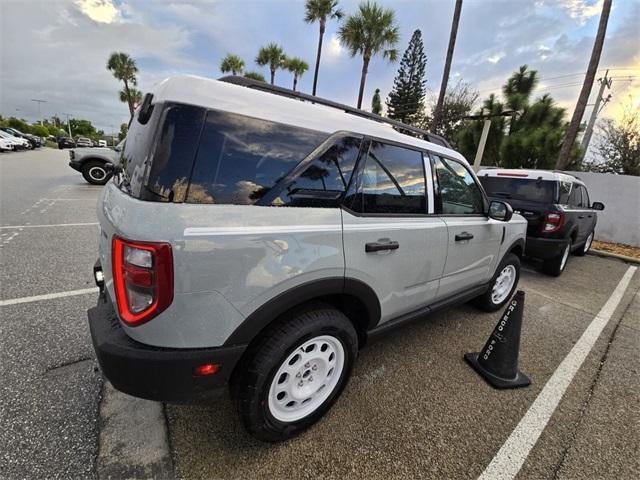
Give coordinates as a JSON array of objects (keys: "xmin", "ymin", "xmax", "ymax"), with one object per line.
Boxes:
[
  {"xmin": 81, "ymin": 161, "xmax": 110, "ymax": 185},
  {"xmin": 233, "ymin": 304, "xmax": 358, "ymax": 442},
  {"xmin": 473, "ymin": 253, "xmax": 520, "ymax": 312}
]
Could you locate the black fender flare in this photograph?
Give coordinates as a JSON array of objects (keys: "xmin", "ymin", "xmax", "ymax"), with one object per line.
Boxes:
[
  {"xmin": 507, "ymin": 238, "xmax": 525, "ymax": 258},
  {"xmin": 223, "ymin": 277, "xmax": 381, "ymax": 346}
]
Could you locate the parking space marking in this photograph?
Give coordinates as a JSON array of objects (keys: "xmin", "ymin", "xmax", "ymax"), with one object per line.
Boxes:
[
  {"xmin": 0, "ymin": 287, "xmax": 99, "ymax": 307},
  {"xmin": 0, "ymin": 222, "xmax": 98, "ymax": 229},
  {"xmin": 479, "ymin": 265, "xmax": 637, "ymax": 480}
]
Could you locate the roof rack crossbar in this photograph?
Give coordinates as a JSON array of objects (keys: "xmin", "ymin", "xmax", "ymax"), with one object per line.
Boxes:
[{"xmin": 218, "ymin": 75, "xmax": 451, "ymax": 148}]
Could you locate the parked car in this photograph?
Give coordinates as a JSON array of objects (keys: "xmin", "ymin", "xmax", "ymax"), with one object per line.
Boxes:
[
  {"xmin": 75, "ymin": 137, "xmax": 93, "ymax": 148},
  {"xmin": 0, "ymin": 127, "xmax": 34, "ymax": 149},
  {"xmin": 98, "ymin": 140, "xmax": 108, "ymax": 147},
  {"xmin": 0, "ymin": 138, "xmax": 15, "ymax": 151},
  {"xmin": 68, "ymin": 140, "xmax": 122, "ymax": 184},
  {"xmin": 478, "ymin": 168, "xmax": 604, "ymax": 276},
  {"xmin": 58, "ymin": 137, "xmax": 76, "ymax": 149},
  {"xmin": 0, "ymin": 130, "xmax": 30, "ymax": 150},
  {"xmin": 88, "ymin": 75, "xmax": 526, "ymax": 442}
]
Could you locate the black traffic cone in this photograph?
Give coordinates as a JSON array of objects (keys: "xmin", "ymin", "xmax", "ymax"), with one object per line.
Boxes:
[{"xmin": 464, "ymin": 290, "xmax": 530, "ymax": 389}]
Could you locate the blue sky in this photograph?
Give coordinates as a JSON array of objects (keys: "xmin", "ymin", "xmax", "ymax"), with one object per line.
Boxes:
[{"xmin": 1, "ymin": 0, "xmax": 638, "ymax": 133}]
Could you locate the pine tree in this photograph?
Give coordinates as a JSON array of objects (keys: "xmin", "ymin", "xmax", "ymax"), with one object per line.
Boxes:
[
  {"xmin": 386, "ymin": 29, "xmax": 427, "ymax": 125},
  {"xmin": 371, "ymin": 88, "xmax": 382, "ymax": 115}
]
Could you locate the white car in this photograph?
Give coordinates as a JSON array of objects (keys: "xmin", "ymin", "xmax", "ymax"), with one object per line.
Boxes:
[
  {"xmin": 0, "ymin": 138, "xmax": 15, "ymax": 151},
  {"xmin": 0, "ymin": 131, "xmax": 28, "ymax": 150}
]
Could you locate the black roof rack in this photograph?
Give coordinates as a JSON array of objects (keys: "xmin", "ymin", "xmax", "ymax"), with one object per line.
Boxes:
[{"xmin": 218, "ymin": 75, "xmax": 451, "ymax": 149}]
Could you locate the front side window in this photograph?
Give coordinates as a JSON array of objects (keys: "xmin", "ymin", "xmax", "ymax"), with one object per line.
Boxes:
[
  {"xmin": 568, "ymin": 183, "xmax": 582, "ymax": 207},
  {"xmin": 579, "ymin": 186, "xmax": 590, "ymax": 207},
  {"xmin": 186, "ymin": 110, "xmax": 328, "ymax": 204},
  {"xmin": 355, "ymin": 141, "xmax": 426, "ymax": 214},
  {"xmin": 433, "ymin": 156, "xmax": 484, "ymax": 214},
  {"xmin": 272, "ymin": 136, "xmax": 362, "ymax": 207},
  {"xmin": 558, "ymin": 181, "xmax": 572, "ymax": 204}
]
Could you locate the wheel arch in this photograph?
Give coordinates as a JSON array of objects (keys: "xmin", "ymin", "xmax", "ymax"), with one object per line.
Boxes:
[{"xmin": 223, "ymin": 277, "xmax": 381, "ymax": 349}]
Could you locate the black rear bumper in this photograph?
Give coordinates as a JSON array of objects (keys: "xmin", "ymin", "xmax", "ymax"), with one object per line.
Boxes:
[
  {"xmin": 88, "ymin": 295, "xmax": 247, "ymax": 403},
  {"xmin": 525, "ymin": 236, "xmax": 568, "ymax": 260}
]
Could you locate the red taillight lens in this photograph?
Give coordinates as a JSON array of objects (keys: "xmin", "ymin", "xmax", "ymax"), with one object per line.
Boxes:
[
  {"xmin": 193, "ymin": 363, "xmax": 221, "ymax": 376},
  {"xmin": 540, "ymin": 211, "xmax": 564, "ymax": 233},
  {"xmin": 112, "ymin": 236, "xmax": 173, "ymax": 326}
]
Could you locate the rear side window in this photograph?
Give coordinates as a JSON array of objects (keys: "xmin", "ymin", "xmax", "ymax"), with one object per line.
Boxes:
[
  {"xmin": 480, "ymin": 176, "xmax": 556, "ymax": 204},
  {"xmin": 355, "ymin": 141, "xmax": 426, "ymax": 214},
  {"xmin": 186, "ymin": 110, "xmax": 328, "ymax": 204},
  {"xmin": 272, "ymin": 136, "xmax": 362, "ymax": 207},
  {"xmin": 433, "ymin": 156, "xmax": 484, "ymax": 214}
]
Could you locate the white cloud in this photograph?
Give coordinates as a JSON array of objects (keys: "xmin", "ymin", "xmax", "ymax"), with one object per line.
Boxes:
[
  {"xmin": 487, "ymin": 52, "xmax": 506, "ymax": 64},
  {"xmin": 555, "ymin": 0, "xmax": 604, "ymax": 22},
  {"xmin": 327, "ymin": 35, "xmax": 343, "ymax": 59},
  {"xmin": 74, "ymin": 0, "xmax": 120, "ymax": 24}
]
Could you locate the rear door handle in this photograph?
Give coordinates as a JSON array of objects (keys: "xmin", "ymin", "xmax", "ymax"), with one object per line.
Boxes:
[
  {"xmin": 365, "ymin": 241, "xmax": 399, "ymax": 253},
  {"xmin": 455, "ymin": 232, "xmax": 474, "ymax": 241}
]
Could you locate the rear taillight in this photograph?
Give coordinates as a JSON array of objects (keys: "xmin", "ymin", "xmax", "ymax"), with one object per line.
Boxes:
[
  {"xmin": 112, "ymin": 236, "xmax": 173, "ymax": 326},
  {"xmin": 540, "ymin": 211, "xmax": 564, "ymax": 233}
]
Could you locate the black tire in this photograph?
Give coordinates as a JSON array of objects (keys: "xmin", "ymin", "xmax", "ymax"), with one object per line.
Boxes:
[
  {"xmin": 81, "ymin": 160, "xmax": 110, "ymax": 185},
  {"xmin": 543, "ymin": 239, "xmax": 571, "ymax": 276},
  {"xmin": 573, "ymin": 231, "xmax": 593, "ymax": 257},
  {"xmin": 233, "ymin": 304, "xmax": 358, "ymax": 442},
  {"xmin": 473, "ymin": 253, "xmax": 521, "ymax": 312}
]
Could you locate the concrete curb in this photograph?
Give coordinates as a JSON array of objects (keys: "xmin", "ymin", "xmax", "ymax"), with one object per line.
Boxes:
[
  {"xmin": 588, "ymin": 249, "xmax": 640, "ymax": 265},
  {"xmin": 97, "ymin": 382, "xmax": 176, "ymax": 480}
]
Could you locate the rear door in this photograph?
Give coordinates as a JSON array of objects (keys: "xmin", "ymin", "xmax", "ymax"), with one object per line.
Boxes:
[
  {"xmin": 342, "ymin": 140, "xmax": 447, "ymax": 324},
  {"xmin": 431, "ymin": 155, "xmax": 502, "ymax": 298}
]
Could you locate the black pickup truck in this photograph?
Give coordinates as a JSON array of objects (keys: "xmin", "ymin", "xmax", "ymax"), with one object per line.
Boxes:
[{"xmin": 478, "ymin": 169, "xmax": 604, "ymax": 276}]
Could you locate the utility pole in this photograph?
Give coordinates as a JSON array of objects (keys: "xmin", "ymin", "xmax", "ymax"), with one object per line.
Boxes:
[
  {"xmin": 432, "ymin": 0, "xmax": 463, "ymax": 131},
  {"xmin": 556, "ymin": 0, "xmax": 612, "ymax": 170},
  {"xmin": 31, "ymin": 99, "xmax": 47, "ymax": 124},
  {"xmin": 62, "ymin": 113, "xmax": 73, "ymax": 138},
  {"xmin": 579, "ymin": 70, "xmax": 612, "ymax": 160},
  {"xmin": 463, "ymin": 110, "xmax": 515, "ymax": 171}
]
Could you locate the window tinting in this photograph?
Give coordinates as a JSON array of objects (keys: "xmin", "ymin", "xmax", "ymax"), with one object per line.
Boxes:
[
  {"xmin": 357, "ymin": 142, "xmax": 426, "ymax": 214},
  {"xmin": 479, "ymin": 177, "xmax": 555, "ymax": 203},
  {"xmin": 273, "ymin": 136, "xmax": 361, "ymax": 207},
  {"xmin": 186, "ymin": 110, "xmax": 328, "ymax": 205},
  {"xmin": 433, "ymin": 156, "xmax": 484, "ymax": 214},
  {"xmin": 579, "ymin": 186, "xmax": 590, "ymax": 207},
  {"xmin": 568, "ymin": 183, "xmax": 582, "ymax": 207},
  {"xmin": 558, "ymin": 181, "xmax": 572, "ymax": 204}
]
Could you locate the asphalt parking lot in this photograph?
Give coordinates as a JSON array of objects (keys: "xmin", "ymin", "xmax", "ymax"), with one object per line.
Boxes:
[{"xmin": 1, "ymin": 148, "xmax": 639, "ymax": 479}]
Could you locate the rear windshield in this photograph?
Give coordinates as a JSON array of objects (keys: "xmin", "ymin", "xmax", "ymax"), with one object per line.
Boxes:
[{"xmin": 479, "ymin": 176, "xmax": 556, "ymax": 203}]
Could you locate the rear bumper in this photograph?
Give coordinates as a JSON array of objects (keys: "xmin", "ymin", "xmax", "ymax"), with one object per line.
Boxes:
[
  {"xmin": 525, "ymin": 236, "xmax": 568, "ymax": 260},
  {"xmin": 88, "ymin": 294, "xmax": 247, "ymax": 403}
]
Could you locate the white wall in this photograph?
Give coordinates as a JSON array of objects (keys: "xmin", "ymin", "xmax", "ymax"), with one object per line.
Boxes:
[{"xmin": 567, "ymin": 171, "xmax": 640, "ymax": 247}]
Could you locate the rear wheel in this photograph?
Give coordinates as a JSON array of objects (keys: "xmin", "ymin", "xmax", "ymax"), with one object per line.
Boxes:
[
  {"xmin": 233, "ymin": 304, "xmax": 358, "ymax": 442},
  {"xmin": 81, "ymin": 161, "xmax": 110, "ymax": 185},
  {"xmin": 473, "ymin": 253, "xmax": 520, "ymax": 312},
  {"xmin": 543, "ymin": 240, "xmax": 571, "ymax": 276},
  {"xmin": 574, "ymin": 231, "xmax": 593, "ymax": 257}
]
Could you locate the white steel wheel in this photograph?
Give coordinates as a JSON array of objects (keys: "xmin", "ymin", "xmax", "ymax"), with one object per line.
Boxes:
[
  {"xmin": 268, "ymin": 335, "xmax": 345, "ymax": 423},
  {"xmin": 583, "ymin": 233, "xmax": 593, "ymax": 253},
  {"xmin": 88, "ymin": 166, "xmax": 106, "ymax": 182},
  {"xmin": 491, "ymin": 265, "xmax": 517, "ymax": 305},
  {"xmin": 560, "ymin": 242, "xmax": 571, "ymax": 271}
]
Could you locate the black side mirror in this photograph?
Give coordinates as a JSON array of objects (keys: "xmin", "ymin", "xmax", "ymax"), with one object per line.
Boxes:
[
  {"xmin": 489, "ymin": 200, "xmax": 513, "ymax": 222},
  {"xmin": 592, "ymin": 201, "xmax": 605, "ymax": 211}
]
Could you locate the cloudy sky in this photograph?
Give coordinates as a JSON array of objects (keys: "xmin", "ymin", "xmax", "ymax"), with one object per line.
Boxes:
[{"xmin": 1, "ymin": 0, "xmax": 638, "ymax": 133}]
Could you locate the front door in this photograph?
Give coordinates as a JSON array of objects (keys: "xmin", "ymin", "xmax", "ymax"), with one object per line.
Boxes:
[
  {"xmin": 342, "ymin": 141, "xmax": 447, "ymax": 324},
  {"xmin": 430, "ymin": 154, "xmax": 502, "ymax": 299}
]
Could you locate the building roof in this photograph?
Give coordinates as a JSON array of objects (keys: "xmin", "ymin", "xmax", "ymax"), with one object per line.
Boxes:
[{"xmin": 150, "ymin": 75, "xmax": 467, "ymax": 164}]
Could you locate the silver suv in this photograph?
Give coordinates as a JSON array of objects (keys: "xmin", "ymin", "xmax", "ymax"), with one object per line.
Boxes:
[{"xmin": 88, "ymin": 76, "xmax": 526, "ymax": 442}]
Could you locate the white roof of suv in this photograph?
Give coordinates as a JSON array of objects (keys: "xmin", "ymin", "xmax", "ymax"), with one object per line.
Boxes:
[
  {"xmin": 477, "ymin": 168, "xmax": 585, "ymax": 186},
  {"xmin": 151, "ymin": 75, "xmax": 468, "ymax": 165}
]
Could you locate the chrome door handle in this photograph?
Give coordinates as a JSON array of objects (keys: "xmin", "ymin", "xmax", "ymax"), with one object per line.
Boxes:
[
  {"xmin": 455, "ymin": 232, "xmax": 474, "ymax": 241},
  {"xmin": 365, "ymin": 241, "xmax": 399, "ymax": 253}
]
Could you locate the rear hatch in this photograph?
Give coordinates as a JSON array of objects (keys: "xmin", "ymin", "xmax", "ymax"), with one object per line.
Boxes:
[{"xmin": 479, "ymin": 175, "xmax": 557, "ymax": 236}]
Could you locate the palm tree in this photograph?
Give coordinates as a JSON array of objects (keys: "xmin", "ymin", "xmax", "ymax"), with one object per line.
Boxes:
[
  {"xmin": 338, "ymin": 2, "xmax": 399, "ymax": 109},
  {"xmin": 107, "ymin": 52, "xmax": 139, "ymax": 118},
  {"xmin": 120, "ymin": 88, "xmax": 143, "ymax": 110},
  {"xmin": 432, "ymin": 0, "xmax": 463, "ymax": 130},
  {"xmin": 556, "ymin": 0, "xmax": 612, "ymax": 169},
  {"xmin": 255, "ymin": 43, "xmax": 287, "ymax": 85},
  {"xmin": 244, "ymin": 71, "xmax": 266, "ymax": 82},
  {"xmin": 220, "ymin": 54, "xmax": 245, "ymax": 75},
  {"xmin": 285, "ymin": 57, "xmax": 309, "ymax": 91},
  {"xmin": 304, "ymin": 0, "xmax": 344, "ymax": 96}
]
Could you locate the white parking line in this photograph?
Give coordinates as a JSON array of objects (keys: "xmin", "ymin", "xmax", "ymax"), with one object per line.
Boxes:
[
  {"xmin": 0, "ymin": 287, "xmax": 99, "ymax": 307},
  {"xmin": 479, "ymin": 265, "xmax": 637, "ymax": 480},
  {"xmin": 0, "ymin": 222, "xmax": 98, "ymax": 230}
]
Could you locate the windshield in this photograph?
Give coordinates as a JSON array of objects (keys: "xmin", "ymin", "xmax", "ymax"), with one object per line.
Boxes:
[{"xmin": 480, "ymin": 176, "xmax": 556, "ymax": 203}]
